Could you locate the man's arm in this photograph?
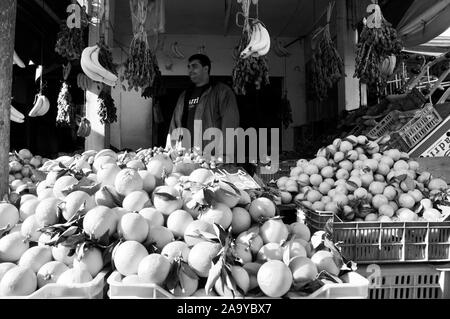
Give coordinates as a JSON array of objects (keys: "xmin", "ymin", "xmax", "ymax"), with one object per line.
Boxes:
[
  {"xmin": 218, "ymin": 85, "xmax": 240, "ymax": 162},
  {"xmin": 165, "ymin": 92, "xmax": 185, "ymax": 149}
]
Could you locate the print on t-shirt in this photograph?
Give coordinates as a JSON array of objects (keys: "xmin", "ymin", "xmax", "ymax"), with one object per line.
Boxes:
[{"xmin": 188, "ymin": 97, "xmax": 200, "ymax": 108}]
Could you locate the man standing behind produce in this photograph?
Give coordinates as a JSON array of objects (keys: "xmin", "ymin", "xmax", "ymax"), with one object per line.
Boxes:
[{"xmin": 166, "ymin": 54, "xmax": 240, "ymax": 162}]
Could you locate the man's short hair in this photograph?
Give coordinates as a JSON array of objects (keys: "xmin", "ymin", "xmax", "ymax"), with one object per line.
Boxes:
[{"xmin": 188, "ymin": 54, "xmax": 211, "ymax": 74}]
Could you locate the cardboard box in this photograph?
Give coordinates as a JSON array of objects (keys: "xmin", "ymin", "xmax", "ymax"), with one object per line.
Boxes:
[{"xmin": 409, "ymin": 115, "xmax": 450, "ymax": 157}]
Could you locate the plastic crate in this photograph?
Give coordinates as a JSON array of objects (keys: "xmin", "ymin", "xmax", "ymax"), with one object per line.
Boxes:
[
  {"xmin": 303, "ymin": 208, "xmax": 450, "ymax": 264},
  {"xmin": 390, "ymin": 104, "xmax": 442, "ymax": 152},
  {"xmin": 256, "ymin": 160, "xmax": 297, "ymax": 185},
  {"xmin": 1, "ymin": 269, "xmax": 108, "ymax": 299},
  {"xmin": 332, "ymin": 220, "xmax": 450, "ymax": 264},
  {"xmin": 356, "ymin": 263, "xmax": 450, "ymax": 299},
  {"xmin": 303, "ymin": 209, "xmax": 334, "ymax": 233},
  {"xmin": 107, "ymin": 271, "xmax": 368, "ymax": 299},
  {"xmin": 367, "ymin": 111, "xmax": 402, "ymax": 139}
]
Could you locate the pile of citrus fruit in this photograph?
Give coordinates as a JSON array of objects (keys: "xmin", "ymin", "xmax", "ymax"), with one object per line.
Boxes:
[
  {"xmin": 0, "ymin": 148, "xmax": 348, "ymax": 298},
  {"xmin": 276, "ymin": 135, "xmax": 449, "ymax": 222}
]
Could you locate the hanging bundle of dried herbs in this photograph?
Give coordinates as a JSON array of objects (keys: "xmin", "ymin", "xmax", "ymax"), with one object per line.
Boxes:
[
  {"xmin": 122, "ymin": 0, "xmax": 161, "ymax": 92},
  {"xmin": 55, "ymin": 5, "xmax": 88, "ymax": 61},
  {"xmin": 279, "ymin": 92, "xmax": 293, "ymax": 129},
  {"xmin": 98, "ymin": 87, "xmax": 117, "ymax": 124},
  {"xmin": 309, "ymin": 2, "xmax": 344, "ymax": 101},
  {"xmin": 354, "ymin": 4, "xmax": 402, "ymax": 91},
  {"xmin": 56, "ymin": 82, "xmax": 74, "ymax": 127},
  {"xmin": 56, "ymin": 63, "xmax": 74, "ymax": 127},
  {"xmin": 97, "ymin": 39, "xmax": 118, "ymax": 76}
]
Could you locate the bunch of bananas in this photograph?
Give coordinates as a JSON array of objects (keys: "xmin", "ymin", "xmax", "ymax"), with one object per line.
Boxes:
[
  {"xmin": 380, "ymin": 55, "xmax": 397, "ymax": 78},
  {"xmin": 77, "ymin": 117, "xmax": 91, "ymax": 137},
  {"xmin": 13, "ymin": 51, "xmax": 25, "ymax": 68},
  {"xmin": 81, "ymin": 45, "xmax": 118, "ymax": 87},
  {"xmin": 240, "ymin": 21, "xmax": 270, "ymax": 59},
  {"xmin": 10, "ymin": 105, "xmax": 25, "ymax": 124},
  {"xmin": 170, "ymin": 42, "xmax": 185, "ymax": 59},
  {"xmin": 28, "ymin": 94, "xmax": 50, "ymax": 117},
  {"xmin": 76, "ymin": 73, "xmax": 91, "ymax": 91},
  {"xmin": 232, "ymin": 29, "xmax": 270, "ymax": 95}
]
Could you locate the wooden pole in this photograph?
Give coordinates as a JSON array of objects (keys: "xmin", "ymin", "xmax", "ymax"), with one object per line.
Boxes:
[{"xmin": 0, "ymin": 0, "xmax": 17, "ymax": 199}]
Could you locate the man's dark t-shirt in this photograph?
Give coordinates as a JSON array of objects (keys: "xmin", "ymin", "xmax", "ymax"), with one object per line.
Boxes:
[{"xmin": 182, "ymin": 83, "xmax": 210, "ymax": 146}]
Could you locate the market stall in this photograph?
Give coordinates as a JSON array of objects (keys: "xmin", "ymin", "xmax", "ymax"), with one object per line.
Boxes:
[{"xmin": 1, "ymin": 0, "xmax": 450, "ymax": 301}]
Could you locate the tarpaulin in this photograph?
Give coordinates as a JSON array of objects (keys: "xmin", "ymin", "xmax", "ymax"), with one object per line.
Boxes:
[{"xmin": 397, "ymin": 0, "xmax": 450, "ymax": 46}]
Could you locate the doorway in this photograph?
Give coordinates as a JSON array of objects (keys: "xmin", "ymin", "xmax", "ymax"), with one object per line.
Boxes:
[{"xmin": 153, "ymin": 76, "xmax": 284, "ymax": 160}]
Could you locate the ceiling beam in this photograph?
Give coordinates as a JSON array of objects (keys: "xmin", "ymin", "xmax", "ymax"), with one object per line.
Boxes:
[{"xmin": 32, "ymin": 0, "xmax": 62, "ymax": 25}]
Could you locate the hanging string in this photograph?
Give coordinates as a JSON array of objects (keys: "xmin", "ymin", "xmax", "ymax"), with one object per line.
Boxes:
[
  {"xmin": 283, "ymin": 56, "xmax": 287, "ymax": 95},
  {"xmin": 39, "ymin": 0, "xmax": 45, "ymax": 93}
]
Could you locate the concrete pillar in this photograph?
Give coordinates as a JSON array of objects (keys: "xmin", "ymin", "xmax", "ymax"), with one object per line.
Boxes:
[
  {"xmin": 0, "ymin": 0, "xmax": 17, "ymax": 198},
  {"xmin": 336, "ymin": 0, "xmax": 361, "ymax": 112},
  {"xmin": 84, "ymin": 0, "xmax": 114, "ymax": 151}
]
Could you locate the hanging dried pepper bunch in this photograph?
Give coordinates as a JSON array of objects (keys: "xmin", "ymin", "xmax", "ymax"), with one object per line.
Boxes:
[
  {"xmin": 278, "ymin": 92, "xmax": 293, "ymax": 129},
  {"xmin": 56, "ymin": 81, "xmax": 74, "ymax": 127},
  {"xmin": 55, "ymin": 23, "xmax": 85, "ymax": 60},
  {"xmin": 232, "ymin": 29, "xmax": 270, "ymax": 96},
  {"xmin": 55, "ymin": 6, "xmax": 89, "ymax": 61},
  {"xmin": 309, "ymin": 2, "xmax": 344, "ymax": 101},
  {"xmin": 97, "ymin": 39, "xmax": 118, "ymax": 76},
  {"xmin": 354, "ymin": 4, "xmax": 402, "ymax": 90},
  {"xmin": 121, "ymin": 0, "xmax": 161, "ymax": 92},
  {"xmin": 98, "ymin": 87, "xmax": 117, "ymax": 124}
]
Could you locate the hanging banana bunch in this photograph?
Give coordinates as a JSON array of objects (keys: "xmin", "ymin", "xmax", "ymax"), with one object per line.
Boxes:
[
  {"xmin": 232, "ymin": 0, "xmax": 270, "ymax": 95},
  {"xmin": 28, "ymin": 94, "xmax": 50, "ymax": 117},
  {"xmin": 56, "ymin": 63, "xmax": 75, "ymax": 127},
  {"xmin": 80, "ymin": 42, "xmax": 118, "ymax": 87},
  {"xmin": 76, "ymin": 73, "xmax": 91, "ymax": 91},
  {"xmin": 77, "ymin": 117, "xmax": 91, "ymax": 137},
  {"xmin": 10, "ymin": 105, "xmax": 25, "ymax": 124}
]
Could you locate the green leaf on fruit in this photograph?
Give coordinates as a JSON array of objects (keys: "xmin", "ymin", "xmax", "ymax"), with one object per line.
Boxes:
[
  {"xmin": 154, "ymin": 192, "xmax": 178, "ymax": 201},
  {"xmin": 205, "ymin": 257, "xmax": 223, "ymax": 294}
]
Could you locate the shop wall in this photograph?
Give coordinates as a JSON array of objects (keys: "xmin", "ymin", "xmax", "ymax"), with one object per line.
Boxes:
[{"xmin": 110, "ymin": 33, "xmax": 305, "ymax": 152}]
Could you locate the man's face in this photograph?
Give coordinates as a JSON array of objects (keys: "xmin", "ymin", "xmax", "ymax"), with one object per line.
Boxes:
[{"xmin": 188, "ymin": 60, "xmax": 208, "ymax": 84}]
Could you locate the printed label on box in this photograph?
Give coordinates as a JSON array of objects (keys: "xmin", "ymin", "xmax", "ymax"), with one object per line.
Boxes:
[{"xmin": 421, "ymin": 131, "xmax": 450, "ymax": 157}]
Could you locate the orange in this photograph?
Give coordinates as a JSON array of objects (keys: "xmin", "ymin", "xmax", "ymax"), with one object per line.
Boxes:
[
  {"xmin": 113, "ymin": 240, "xmax": 149, "ymax": 276},
  {"xmin": 289, "ymin": 256, "xmax": 318, "ymax": 284},
  {"xmin": 320, "ymin": 166, "xmax": 334, "ymax": 179},
  {"xmin": 398, "ymin": 194, "xmax": 415, "ymax": 209},
  {"xmin": 259, "ymin": 219, "xmax": 289, "ymax": 244},
  {"xmin": 309, "ymin": 174, "xmax": 323, "ymax": 187},
  {"xmin": 137, "ymin": 253, "xmax": 171, "ymax": 285},
  {"xmin": 167, "ymin": 209, "xmax": 194, "ymax": 238},
  {"xmin": 248, "ymin": 197, "xmax": 276, "ymax": 222},
  {"xmin": 379, "ymin": 204, "xmax": 395, "ymax": 217},
  {"xmin": 187, "ymin": 241, "xmax": 221, "ymax": 277},
  {"xmin": 257, "ymin": 260, "xmax": 292, "ymax": 297},
  {"xmin": 372, "ymin": 194, "xmax": 388, "ymax": 209},
  {"xmin": 368, "ymin": 181, "xmax": 385, "ymax": 195},
  {"xmin": 0, "ymin": 203, "xmax": 19, "ymax": 229},
  {"xmin": 335, "ymin": 169, "xmax": 349, "ymax": 180}
]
